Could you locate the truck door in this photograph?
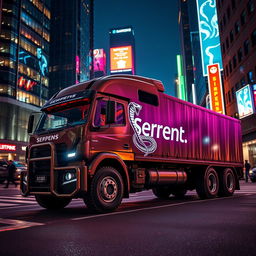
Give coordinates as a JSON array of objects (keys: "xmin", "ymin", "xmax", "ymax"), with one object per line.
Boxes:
[{"xmin": 90, "ymin": 96, "xmax": 133, "ymax": 160}]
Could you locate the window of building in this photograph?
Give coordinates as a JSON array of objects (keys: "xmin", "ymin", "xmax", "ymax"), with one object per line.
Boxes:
[
  {"xmin": 223, "ymin": 14, "xmax": 227, "ymax": 26},
  {"xmin": 222, "ymin": 43, "xmax": 226, "ymax": 54},
  {"xmin": 247, "ymin": 70, "xmax": 254, "ymax": 83},
  {"xmin": 229, "ymin": 61, "xmax": 232, "ymax": 73},
  {"xmin": 226, "ymin": 37, "xmax": 229, "ymax": 49},
  {"xmin": 138, "ymin": 90, "xmax": 159, "ymax": 106},
  {"xmin": 244, "ymin": 39, "xmax": 250, "ymax": 55},
  {"xmin": 235, "ymin": 21, "xmax": 240, "ymax": 34},
  {"xmin": 233, "ymin": 55, "xmax": 237, "ymax": 68},
  {"xmin": 240, "ymin": 10, "xmax": 246, "ymax": 26},
  {"xmin": 230, "ymin": 30, "xmax": 234, "ymax": 43},
  {"xmin": 231, "ymin": 0, "xmax": 236, "ymax": 10},
  {"xmin": 227, "ymin": 7, "xmax": 231, "ymax": 20},
  {"xmin": 225, "ymin": 65, "xmax": 229, "ymax": 77},
  {"xmin": 228, "ymin": 91, "xmax": 231, "ymax": 103},
  {"xmin": 247, "ymin": 0, "xmax": 255, "ymax": 15},
  {"xmin": 220, "ymin": 20, "xmax": 223, "ymax": 32},
  {"xmin": 231, "ymin": 87, "xmax": 235, "ymax": 100},
  {"xmin": 240, "ymin": 77, "xmax": 245, "ymax": 86},
  {"xmin": 251, "ymin": 29, "xmax": 256, "ymax": 47},
  {"xmin": 237, "ymin": 48, "xmax": 243, "ymax": 62}
]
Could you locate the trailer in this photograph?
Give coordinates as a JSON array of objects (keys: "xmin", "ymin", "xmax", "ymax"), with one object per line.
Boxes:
[{"xmin": 21, "ymin": 75, "xmax": 243, "ymax": 212}]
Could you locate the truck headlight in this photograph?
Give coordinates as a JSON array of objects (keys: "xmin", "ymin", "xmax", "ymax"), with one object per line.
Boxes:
[{"xmin": 67, "ymin": 152, "xmax": 76, "ymax": 158}]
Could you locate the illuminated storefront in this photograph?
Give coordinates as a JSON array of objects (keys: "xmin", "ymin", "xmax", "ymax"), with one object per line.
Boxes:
[{"xmin": 0, "ymin": 0, "xmax": 51, "ymax": 160}]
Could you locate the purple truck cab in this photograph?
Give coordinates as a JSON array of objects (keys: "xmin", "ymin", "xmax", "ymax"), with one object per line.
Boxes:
[{"xmin": 22, "ymin": 75, "xmax": 243, "ymax": 212}]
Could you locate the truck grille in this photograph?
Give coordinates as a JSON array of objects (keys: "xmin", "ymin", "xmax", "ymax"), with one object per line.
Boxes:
[{"xmin": 29, "ymin": 143, "xmax": 68, "ymax": 192}]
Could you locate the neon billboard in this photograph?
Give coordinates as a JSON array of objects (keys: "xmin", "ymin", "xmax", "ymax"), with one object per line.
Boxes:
[
  {"xmin": 236, "ymin": 85, "xmax": 254, "ymax": 119},
  {"xmin": 207, "ymin": 63, "xmax": 225, "ymax": 114},
  {"xmin": 93, "ymin": 49, "xmax": 106, "ymax": 74},
  {"xmin": 0, "ymin": 144, "xmax": 16, "ymax": 151},
  {"xmin": 110, "ymin": 46, "xmax": 133, "ymax": 74},
  {"xmin": 176, "ymin": 55, "xmax": 187, "ymax": 101},
  {"xmin": 196, "ymin": 0, "xmax": 223, "ymax": 76}
]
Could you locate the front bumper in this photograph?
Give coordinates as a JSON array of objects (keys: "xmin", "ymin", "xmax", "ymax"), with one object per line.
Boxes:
[{"xmin": 21, "ymin": 142, "xmax": 87, "ymax": 197}]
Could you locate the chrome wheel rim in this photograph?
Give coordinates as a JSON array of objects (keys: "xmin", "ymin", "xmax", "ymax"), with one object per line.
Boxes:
[
  {"xmin": 208, "ymin": 172, "xmax": 217, "ymax": 193},
  {"xmin": 99, "ymin": 176, "xmax": 118, "ymax": 203},
  {"xmin": 226, "ymin": 172, "xmax": 234, "ymax": 191}
]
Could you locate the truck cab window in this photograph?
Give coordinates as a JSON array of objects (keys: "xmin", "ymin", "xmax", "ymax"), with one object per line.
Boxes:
[
  {"xmin": 138, "ymin": 90, "xmax": 158, "ymax": 106},
  {"xmin": 94, "ymin": 99, "xmax": 107, "ymax": 127},
  {"xmin": 116, "ymin": 103, "xmax": 125, "ymax": 125},
  {"xmin": 94, "ymin": 100, "xmax": 125, "ymax": 127}
]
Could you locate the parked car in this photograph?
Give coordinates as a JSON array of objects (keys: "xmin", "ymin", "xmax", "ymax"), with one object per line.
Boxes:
[
  {"xmin": 0, "ymin": 160, "xmax": 27, "ymax": 183},
  {"xmin": 249, "ymin": 167, "xmax": 256, "ymax": 183}
]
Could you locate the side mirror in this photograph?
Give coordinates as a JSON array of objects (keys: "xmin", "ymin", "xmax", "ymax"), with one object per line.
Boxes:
[
  {"xmin": 106, "ymin": 101, "xmax": 116, "ymax": 124},
  {"xmin": 27, "ymin": 114, "xmax": 34, "ymax": 134}
]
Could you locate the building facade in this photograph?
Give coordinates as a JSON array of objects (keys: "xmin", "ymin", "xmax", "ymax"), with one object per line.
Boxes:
[
  {"xmin": 216, "ymin": 0, "xmax": 256, "ymax": 165},
  {"xmin": 0, "ymin": 0, "xmax": 51, "ymax": 161},
  {"xmin": 49, "ymin": 0, "xmax": 93, "ymax": 97}
]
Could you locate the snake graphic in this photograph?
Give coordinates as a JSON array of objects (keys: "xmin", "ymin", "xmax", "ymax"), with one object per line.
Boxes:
[{"xmin": 128, "ymin": 102, "xmax": 157, "ymax": 156}]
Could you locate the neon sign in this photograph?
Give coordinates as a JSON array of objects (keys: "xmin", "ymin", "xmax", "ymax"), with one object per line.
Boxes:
[
  {"xmin": 207, "ymin": 63, "xmax": 225, "ymax": 114},
  {"xmin": 18, "ymin": 76, "xmax": 37, "ymax": 91},
  {"xmin": 0, "ymin": 144, "xmax": 16, "ymax": 151},
  {"xmin": 111, "ymin": 28, "xmax": 132, "ymax": 34},
  {"xmin": 196, "ymin": 0, "xmax": 223, "ymax": 76},
  {"xmin": 236, "ymin": 84, "xmax": 254, "ymax": 119}
]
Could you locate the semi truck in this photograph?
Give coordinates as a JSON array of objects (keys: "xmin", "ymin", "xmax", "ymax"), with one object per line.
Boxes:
[{"xmin": 21, "ymin": 75, "xmax": 243, "ymax": 212}]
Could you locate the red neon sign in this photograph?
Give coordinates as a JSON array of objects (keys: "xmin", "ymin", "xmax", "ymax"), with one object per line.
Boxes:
[
  {"xmin": 0, "ymin": 144, "xmax": 16, "ymax": 151},
  {"xmin": 18, "ymin": 76, "xmax": 37, "ymax": 91},
  {"xmin": 207, "ymin": 64, "xmax": 225, "ymax": 114}
]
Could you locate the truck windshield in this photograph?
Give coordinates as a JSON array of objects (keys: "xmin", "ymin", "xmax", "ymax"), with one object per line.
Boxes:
[{"xmin": 35, "ymin": 103, "xmax": 90, "ymax": 133}]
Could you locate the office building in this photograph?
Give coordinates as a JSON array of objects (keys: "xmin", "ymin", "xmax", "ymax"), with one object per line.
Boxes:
[
  {"xmin": 49, "ymin": 0, "xmax": 94, "ymax": 97},
  {"xmin": 216, "ymin": 0, "xmax": 256, "ymax": 165},
  {"xmin": 0, "ymin": 0, "xmax": 51, "ymax": 161}
]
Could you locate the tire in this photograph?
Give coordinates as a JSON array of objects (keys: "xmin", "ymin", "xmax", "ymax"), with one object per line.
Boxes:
[
  {"xmin": 196, "ymin": 167, "xmax": 219, "ymax": 199},
  {"xmin": 35, "ymin": 194, "xmax": 71, "ymax": 210},
  {"xmin": 172, "ymin": 188, "xmax": 187, "ymax": 199},
  {"xmin": 218, "ymin": 168, "xmax": 236, "ymax": 197},
  {"xmin": 152, "ymin": 186, "xmax": 172, "ymax": 199},
  {"xmin": 84, "ymin": 166, "xmax": 124, "ymax": 213}
]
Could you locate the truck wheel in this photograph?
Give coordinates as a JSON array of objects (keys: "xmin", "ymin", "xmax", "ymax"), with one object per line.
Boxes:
[
  {"xmin": 35, "ymin": 195, "xmax": 71, "ymax": 210},
  {"xmin": 172, "ymin": 188, "xmax": 187, "ymax": 199},
  {"xmin": 152, "ymin": 186, "xmax": 172, "ymax": 199},
  {"xmin": 84, "ymin": 166, "xmax": 124, "ymax": 213},
  {"xmin": 196, "ymin": 167, "xmax": 219, "ymax": 199},
  {"xmin": 218, "ymin": 168, "xmax": 235, "ymax": 197}
]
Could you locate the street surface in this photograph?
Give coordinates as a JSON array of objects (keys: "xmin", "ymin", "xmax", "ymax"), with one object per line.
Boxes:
[{"xmin": 0, "ymin": 181, "xmax": 255, "ymax": 256}]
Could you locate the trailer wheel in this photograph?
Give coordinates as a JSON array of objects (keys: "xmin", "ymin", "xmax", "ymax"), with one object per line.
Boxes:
[
  {"xmin": 196, "ymin": 167, "xmax": 219, "ymax": 199},
  {"xmin": 35, "ymin": 195, "xmax": 71, "ymax": 210},
  {"xmin": 218, "ymin": 168, "xmax": 235, "ymax": 197},
  {"xmin": 84, "ymin": 166, "xmax": 124, "ymax": 213},
  {"xmin": 172, "ymin": 188, "xmax": 187, "ymax": 199},
  {"xmin": 152, "ymin": 186, "xmax": 172, "ymax": 199}
]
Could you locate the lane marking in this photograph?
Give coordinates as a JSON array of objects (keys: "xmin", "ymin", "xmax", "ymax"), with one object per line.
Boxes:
[
  {"xmin": 0, "ymin": 218, "xmax": 44, "ymax": 232},
  {"xmin": 0, "ymin": 203, "xmax": 16, "ymax": 207},
  {"xmin": 72, "ymin": 194, "xmax": 254, "ymax": 221}
]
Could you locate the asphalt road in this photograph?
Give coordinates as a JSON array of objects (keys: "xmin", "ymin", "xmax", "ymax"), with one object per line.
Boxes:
[{"xmin": 0, "ymin": 181, "xmax": 255, "ymax": 256}]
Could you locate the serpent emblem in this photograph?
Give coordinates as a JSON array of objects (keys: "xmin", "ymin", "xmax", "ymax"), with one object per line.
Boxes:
[{"xmin": 128, "ymin": 102, "xmax": 157, "ymax": 156}]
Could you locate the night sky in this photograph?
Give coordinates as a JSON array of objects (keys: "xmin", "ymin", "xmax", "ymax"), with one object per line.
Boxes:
[{"xmin": 94, "ymin": 0, "xmax": 180, "ymax": 96}]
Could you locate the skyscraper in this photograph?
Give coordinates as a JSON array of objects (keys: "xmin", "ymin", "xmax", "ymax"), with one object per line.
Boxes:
[
  {"xmin": 109, "ymin": 26, "xmax": 135, "ymax": 75},
  {"xmin": 0, "ymin": 0, "xmax": 51, "ymax": 161},
  {"xmin": 216, "ymin": 0, "xmax": 256, "ymax": 165},
  {"xmin": 178, "ymin": 0, "xmax": 208, "ymax": 105},
  {"xmin": 49, "ymin": 0, "xmax": 93, "ymax": 97}
]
